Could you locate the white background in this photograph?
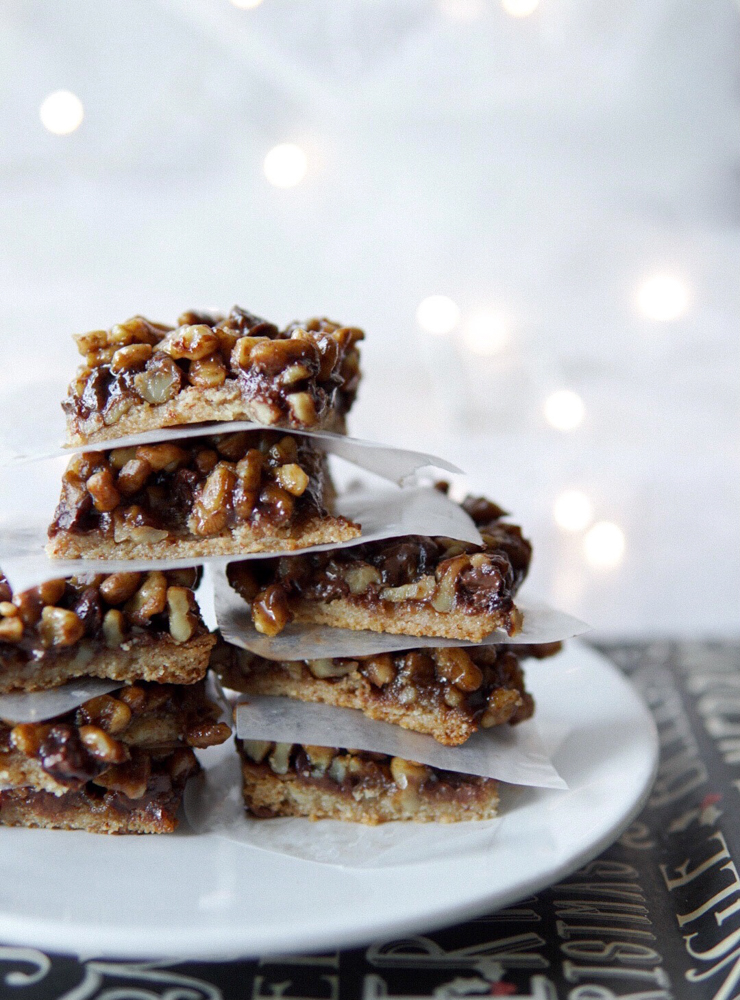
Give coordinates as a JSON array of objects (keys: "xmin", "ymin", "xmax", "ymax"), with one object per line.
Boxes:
[{"xmin": 0, "ymin": 0, "xmax": 737, "ymax": 636}]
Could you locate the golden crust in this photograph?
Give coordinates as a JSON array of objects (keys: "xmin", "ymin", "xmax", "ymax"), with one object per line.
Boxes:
[
  {"xmin": 241, "ymin": 759, "xmax": 499, "ymax": 824},
  {"xmin": 46, "ymin": 517, "xmax": 360, "ymax": 561},
  {"xmin": 0, "ymin": 785, "xmax": 182, "ymax": 834},
  {"xmin": 290, "ymin": 598, "xmax": 522, "ymax": 642},
  {"xmin": 0, "ymin": 633, "xmax": 215, "ymax": 694},
  {"xmin": 65, "ymin": 384, "xmax": 347, "ymax": 448},
  {"xmin": 0, "ymin": 751, "xmax": 68, "ymax": 796},
  {"xmin": 220, "ymin": 660, "xmax": 478, "ymax": 746}
]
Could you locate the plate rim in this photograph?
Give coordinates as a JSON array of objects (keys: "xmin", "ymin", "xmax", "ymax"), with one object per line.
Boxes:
[{"xmin": 0, "ymin": 642, "xmax": 658, "ymax": 960}]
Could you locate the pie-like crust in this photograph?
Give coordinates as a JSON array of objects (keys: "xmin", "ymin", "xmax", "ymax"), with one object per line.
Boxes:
[{"xmin": 240, "ymin": 747, "xmax": 499, "ymax": 825}]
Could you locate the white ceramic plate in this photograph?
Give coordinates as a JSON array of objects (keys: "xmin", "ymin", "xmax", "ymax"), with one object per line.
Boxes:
[{"xmin": 0, "ymin": 643, "xmax": 657, "ymax": 960}]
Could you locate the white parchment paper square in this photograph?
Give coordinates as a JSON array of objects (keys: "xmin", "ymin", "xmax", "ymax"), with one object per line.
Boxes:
[
  {"xmin": 0, "ymin": 477, "xmax": 481, "ymax": 591},
  {"xmin": 0, "ymin": 378, "xmax": 460, "ymax": 485},
  {"xmin": 0, "ymin": 678, "xmax": 123, "ymax": 723},
  {"xmin": 235, "ymin": 696, "xmax": 566, "ymax": 789},
  {"xmin": 183, "ymin": 681, "xmax": 567, "ymax": 870}
]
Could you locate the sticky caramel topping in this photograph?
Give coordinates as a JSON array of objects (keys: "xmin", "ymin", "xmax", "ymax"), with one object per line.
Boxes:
[
  {"xmin": 238, "ymin": 740, "xmax": 493, "ymax": 801},
  {"xmin": 0, "ymin": 568, "xmax": 205, "ymax": 654},
  {"xmin": 0, "ymin": 680, "xmax": 229, "ymax": 791},
  {"xmin": 48, "ymin": 431, "xmax": 330, "ymax": 544},
  {"xmin": 227, "ymin": 491, "xmax": 532, "ymax": 634},
  {"xmin": 65, "ymin": 308, "xmax": 363, "ymax": 431}
]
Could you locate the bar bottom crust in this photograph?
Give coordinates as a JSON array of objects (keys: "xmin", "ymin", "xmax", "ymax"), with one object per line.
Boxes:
[
  {"xmin": 0, "ymin": 633, "xmax": 215, "ymax": 694},
  {"xmin": 65, "ymin": 384, "xmax": 347, "ymax": 449},
  {"xmin": 290, "ymin": 597, "xmax": 522, "ymax": 642},
  {"xmin": 221, "ymin": 660, "xmax": 531, "ymax": 747},
  {"xmin": 46, "ymin": 516, "xmax": 360, "ymax": 562},
  {"xmin": 241, "ymin": 759, "xmax": 499, "ymax": 825},
  {"xmin": 228, "ymin": 666, "xmax": 479, "ymax": 746},
  {"xmin": 0, "ymin": 777, "xmax": 187, "ymax": 834}
]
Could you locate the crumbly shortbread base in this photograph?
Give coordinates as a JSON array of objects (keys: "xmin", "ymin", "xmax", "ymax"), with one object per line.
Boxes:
[
  {"xmin": 289, "ymin": 598, "xmax": 523, "ymax": 642},
  {"xmin": 220, "ymin": 660, "xmax": 479, "ymax": 746},
  {"xmin": 0, "ymin": 633, "xmax": 215, "ymax": 694},
  {"xmin": 64, "ymin": 384, "xmax": 347, "ymax": 448},
  {"xmin": 241, "ymin": 760, "xmax": 499, "ymax": 824},
  {"xmin": 0, "ymin": 784, "xmax": 183, "ymax": 834},
  {"xmin": 0, "ymin": 751, "xmax": 70, "ymax": 796},
  {"xmin": 47, "ymin": 516, "xmax": 360, "ymax": 561},
  {"xmin": 0, "ymin": 716, "xmax": 196, "ymax": 796}
]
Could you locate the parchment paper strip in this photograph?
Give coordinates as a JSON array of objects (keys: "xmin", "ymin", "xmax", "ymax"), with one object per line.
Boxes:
[
  {"xmin": 234, "ymin": 695, "xmax": 566, "ymax": 789},
  {"xmin": 0, "ymin": 678, "xmax": 123, "ymax": 724}
]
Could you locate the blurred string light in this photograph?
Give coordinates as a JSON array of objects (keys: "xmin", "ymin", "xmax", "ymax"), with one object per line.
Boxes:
[
  {"xmin": 230, "ymin": 0, "xmax": 263, "ymax": 6},
  {"xmin": 636, "ymin": 274, "xmax": 690, "ymax": 322},
  {"xmin": 461, "ymin": 311, "xmax": 509, "ymax": 355},
  {"xmin": 39, "ymin": 90, "xmax": 84, "ymax": 135},
  {"xmin": 416, "ymin": 295, "xmax": 460, "ymax": 335},
  {"xmin": 553, "ymin": 490, "xmax": 593, "ymax": 532},
  {"xmin": 501, "ymin": 0, "xmax": 539, "ymax": 17},
  {"xmin": 584, "ymin": 521, "xmax": 625, "ymax": 569},
  {"xmin": 263, "ymin": 144, "xmax": 307, "ymax": 188},
  {"xmin": 543, "ymin": 390, "xmax": 585, "ymax": 431}
]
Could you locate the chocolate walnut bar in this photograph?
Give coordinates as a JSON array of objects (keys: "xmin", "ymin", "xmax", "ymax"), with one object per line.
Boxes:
[
  {"xmin": 238, "ymin": 741, "xmax": 500, "ymax": 824},
  {"xmin": 47, "ymin": 431, "xmax": 360, "ymax": 561},
  {"xmin": 64, "ymin": 308, "xmax": 363, "ymax": 446},
  {"xmin": 226, "ymin": 493, "xmax": 532, "ymax": 642},
  {"xmin": 215, "ymin": 641, "xmax": 556, "ymax": 746},
  {"xmin": 0, "ymin": 569, "xmax": 215, "ymax": 693},
  {"xmin": 0, "ymin": 680, "xmax": 230, "ymax": 833}
]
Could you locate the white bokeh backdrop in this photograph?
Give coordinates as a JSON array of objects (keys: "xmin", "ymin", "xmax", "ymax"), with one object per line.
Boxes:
[{"xmin": 0, "ymin": 0, "xmax": 738, "ymax": 636}]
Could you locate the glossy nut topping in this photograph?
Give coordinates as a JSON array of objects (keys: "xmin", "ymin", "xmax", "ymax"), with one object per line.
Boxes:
[
  {"xmin": 0, "ymin": 568, "xmax": 205, "ymax": 653},
  {"xmin": 49, "ymin": 431, "xmax": 329, "ymax": 544},
  {"xmin": 65, "ymin": 307, "xmax": 363, "ymax": 432}
]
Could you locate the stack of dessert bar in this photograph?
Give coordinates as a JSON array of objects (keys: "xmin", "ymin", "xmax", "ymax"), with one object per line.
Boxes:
[
  {"xmin": 0, "ymin": 568, "xmax": 228, "ymax": 833},
  {"xmin": 211, "ymin": 471, "xmax": 560, "ymax": 821},
  {"xmin": 1, "ymin": 305, "xmax": 363, "ymax": 834},
  {"xmin": 50, "ymin": 310, "xmax": 364, "ymax": 558},
  {"xmin": 0, "ymin": 304, "xmax": 559, "ymax": 831}
]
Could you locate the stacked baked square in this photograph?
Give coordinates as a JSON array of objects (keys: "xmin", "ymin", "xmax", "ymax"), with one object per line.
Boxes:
[
  {"xmin": 206, "ymin": 380, "xmax": 561, "ymax": 824},
  {"xmin": 0, "ymin": 569, "xmax": 228, "ymax": 833},
  {"xmin": 215, "ymin": 531, "xmax": 558, "ymax": 823},
  {"xmin": 1, "ymin": 303, "xmax": 563, "ymax": 831},
  {"xmin": 4, "ymin": 302, "xmax": 366, "ymax": 834},
  {"xmin": 54, "ymin": 307, "xmax": 365, "ymax": 559}
]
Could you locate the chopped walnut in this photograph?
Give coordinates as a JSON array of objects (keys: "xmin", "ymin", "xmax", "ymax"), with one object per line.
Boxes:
[
  {"xmin": 0, "ymin": 680, "xmax": 229, "ymax": 795},
  {"xmin": 64, "ymin": 307, "xmax": 363, "ymax": 438},
  {"xmin": 50, "ymin": 429, "xmax": 331, "ymax": 545},
  {"xmin": 38, "ymin": 607, "xmax": 86, "ymax": 648},
  {"xmin": 0, "ymin": 569, "xmax": 207, "ymax": 654},
  {"xmin": 252, "ymin": 584, "xmax": 292, "ymax": 636}
]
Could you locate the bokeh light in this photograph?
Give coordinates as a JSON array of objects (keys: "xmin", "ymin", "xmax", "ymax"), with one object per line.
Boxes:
[
  {"xmin": 501, "ymin": 0, "xmax": 540, "ymax": 17},
  {"xmin": 263, "ymin": 144, "xmax": 308, "ymax": 188},
  {"xmin": 39, "ymin": 90, "xmax": 84, "ymax": 135},
  {"xmin": 636, "ymin": 274, "xmax": 690, "ymax": 322},
  {"xmin": 461, "ymin": 311, "xmax": 509, "ymax": 355},
  {"xmin": 584, "ymin": 521, "xmax": 626, "ymax": 569},
  {"xmin": 553, "ymin": 490, "xmax": 594, "ymax": 532},
  {"xmin": 416, "ymin": 295, "xmax": 460, "ymax": 335},
  {"xmin": 543, "ymin": 390, "xmax": 585, "ymax": 431}
]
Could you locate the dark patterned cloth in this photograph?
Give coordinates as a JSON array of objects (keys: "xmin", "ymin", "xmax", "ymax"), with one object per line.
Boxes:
[{"xmin": 2, "ymin": 642, "xmax": 739, "ymax": 1000}]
